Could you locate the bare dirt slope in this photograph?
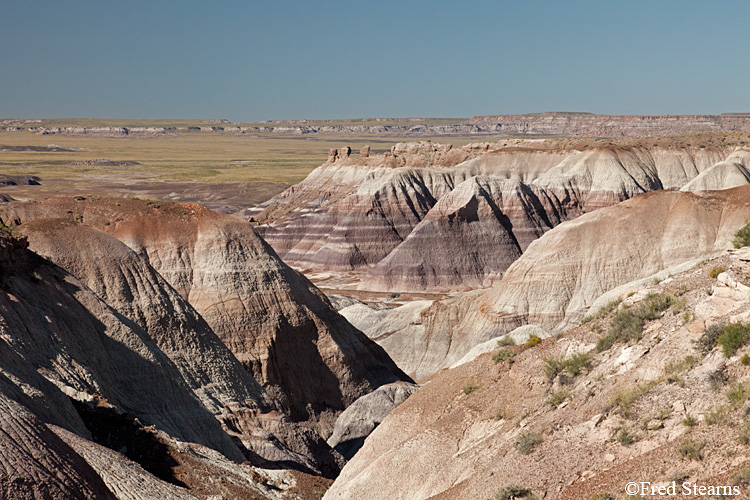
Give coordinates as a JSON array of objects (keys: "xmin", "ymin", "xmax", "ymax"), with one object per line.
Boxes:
[{"xmin": 325, "ymin": 250, "xmax": 750, "ymax": 500}]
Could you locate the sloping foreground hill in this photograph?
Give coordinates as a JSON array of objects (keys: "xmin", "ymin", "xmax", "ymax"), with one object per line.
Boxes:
[
  {"xmin": 1, "ymin": 198, "xmax": 407, "ymax": 428},
  {"xmin": 0, "ymin": 198, "xmax": 409, "ymax": 497},
  {"xmin": 0, "ymin": 230, "xmax": 328, "ymax": 499},
  {"xmin": 340, "ymin": 186, "xmax": 750, "ymax": 380},
  {"xmin": 325, "ymin": 249, "xmax": 750, "ymax": 500},
  {"xmin": 249, "ymin": 140, "xmax": 750, "ymax": 292}
]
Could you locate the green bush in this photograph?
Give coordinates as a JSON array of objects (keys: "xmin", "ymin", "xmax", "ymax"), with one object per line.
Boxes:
[
  {"xmin": 682, "ymin": 413, "xmax": 698, "ymax": 427},
  {"xmin": 545, "ymin": 352, "xmax": 593, "ymax": 380},
  {"xmin": 515, "ymin": 431, "xmax": 542, "ymax": 455},
  {"xmin": 677, "ymin": 438, "xmax": 705, "ymax": 461},
  {"xmin": 709, "ymin": 265, "xmax": 727, "ymax": 278},
  {"xmin": 547, "ymin": 389, "xmax": 569, "ymax": 407},
  {"xmin": 638, "ymin": 292, "xmax": 675, "ymax": 320},
  {"xmin": 462, "ymin": 379, "xmax": 478, "ymax": 395},
  {"xmin": 581, "ymin": 298, "xmax": 622, "ymax": 324},
  {"xmin": 493, "ymin": 348, "xmax": 515, "ymax": 364},
  {"xmin": 617, "ymin": 427, "xmax": 637, "ymax": 446},
  {"xmin": 544, "ymin": 357, "xmax": 565, "ymax": 380},
  {"xmin": 717, "ymin": 322, "xmax": 750, "ymax": 357},
  {"xmin": 564, "ymin": 352, "xmax": 592, "ymax": 376},
  {"xmin": 495, "ymin": 485, "xmax": 533, "ymax": 500},
  {"xmin": 695, "ymin": 323, "xmax": 725, "ymax": 355},
  {"xmin": 728, "ymin": 382, "xmax": 750, "ymax": 405},
  {"xmin": 597, "ymin": 293, "xmax": 677, "ymax": 352},
  {"xmin": 597, "ymin": 310, "xmax": 642, "ymax": 351},
  {"xmin": 497, "ymin": 336, "xmax": 516, "ymax": 347},
  {"xmin": 733, "ymin": 221, "xmax": 750, "ymax": 248}
]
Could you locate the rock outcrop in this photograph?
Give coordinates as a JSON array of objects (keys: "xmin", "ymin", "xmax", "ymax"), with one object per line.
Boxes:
[{"xmin": 326, "ymin": 381, "xmax": 419, "ymax": 460}]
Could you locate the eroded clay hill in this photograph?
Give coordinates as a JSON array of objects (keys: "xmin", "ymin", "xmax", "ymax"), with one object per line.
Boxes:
[
  {"xmin": 1, "ymin": 198, "xmax": 407, "ymax": 426},
  {"xmin": 0, "ymin": 198, "xmax": 412, "ymax": 498},
  {"xmin": 341, "ymin": 186, "xmax": 750, "ymax": 380},
  {"xmin": 248, "ymin": 139, "xmax": 750, "ymax": 292},
  {"xmin": 325, "ymin": 249, "xmax": 750, "ymax": 500},
  {"xmin": 0, "ymin": 230, "xmax": 335, "ymax": 499}
]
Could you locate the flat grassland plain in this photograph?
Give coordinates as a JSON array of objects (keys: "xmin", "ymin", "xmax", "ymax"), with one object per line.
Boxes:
[{"xmin": 0, "ymin": 118, "xmax": 508, "ymax": 212}]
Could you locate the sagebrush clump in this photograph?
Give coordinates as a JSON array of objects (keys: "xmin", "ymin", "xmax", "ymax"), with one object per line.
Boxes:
[
  {"xmin": 733, "ymin": 220, "xmax": 750, "ymax": 248},
  {"xmin": 515, "ymin": 431, "xmax": 542, "ymax": 455},
  {"xmin": 596, "ymin": 293, "xmax": 675, "ymax": 352},
  {"xmin": 493, "ymin": 348, "xmax": 515, "ymax": 364}
]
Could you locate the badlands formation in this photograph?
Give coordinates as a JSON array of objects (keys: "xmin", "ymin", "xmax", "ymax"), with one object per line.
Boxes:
[
  {"xmin": 0, "ymin": 198, "xmax": 408, "ymax": 499},
  {"xmin": 250, "ymin": 139, "xmax": 750, "ymax": 294},
  {"xmin": 5, "ymin": 131, "xmax": 750, "ymax": 499}
]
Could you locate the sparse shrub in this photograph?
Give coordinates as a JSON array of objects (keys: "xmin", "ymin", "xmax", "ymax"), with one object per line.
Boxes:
[
  {"xmin": 610, "ymin": 381, "xmax": 659, "ymax": 417},
  {"xmin": 682, "ymin": 310, "xmax": 694, "ymax": 324},
  {"xmin": 597, "ymin": 293, "xmax": 677, "ymax": 352},
  {"xmin": 728, "ymin": 382, "xmax": 750, "ymax": 406},
  {"xmin": 682, "ymin": 413, "xmax": 698, "ymax": 427},
  {"xmin": 515, "ymin": 431, "xmax": 542, "ymax": 455},
  {"xmin": 696, "ymin": 323, "xmax": 725, "ymax": 355},
  {"xmin": 717, "ymin": 322, "xmax": 750, "ymax": 357},
  {"xmin": 494, "ymin": 412, "xmax": 504, "ymax": 421},
  {"xmin": 581, "ymin": 298, "xmax": 622, "ymax": 324},
  {"xmin": 668, "ymin": 470, "xmax": 689, "ymax": 483},
  {"xmin": 544, "ymin": 357, "xmax": 565, "ymax": 380},
  {"xmin": 617, "ymin": 427, "xmax": 637, "ymax": 446},
  {"xmin": 733, "ymin": 466, "xmax": 750, "ymax": 486},
  {"xmin": 564, "ymin": 352, "xmax": 592, "ymax": 376},
  {"xmin": 545, "ymin": 352, "xmax": 592, "ymax": 380},
  {"xmin": 493, "ymin": 348, "xmax": 515, "ymax": 364},
  {"xmin": 495, "ymin": 485, "xmax": 533, "ymax": 500},
  {"xmin": 524, "ymin": 336, "xmax": 541, "ymax": 348},
  {"xmin": 591, "ymin": 494, "xmax": 613, "ymax": 500},
  {"xmin": 547, "ymin": 389, "xmax": 569, "ymax": 407},
  {"xmin": 664, "ymin": 355, "xmax": 699, "ymax": 375},
  {"xmin": 30, "ymin": 272, "xmax": 42, "ymax": 283},
  {"xmin": 708, "ymin": 368, "xmax": 727, "ymax": 391},
  {"xmin": 497, "ymin": 336, "xmax": 516, "ymax": 347},
  {"xmin": 597, "ymin": 310, "xmax": 642, "ymax": 352},
  {"xmin": 638, "ymin": 292, "xmax": 675, "ymax": 320},
  {"xmin": 738, "ymin": 421, "xmax": 750, "ymax": 445},
  {"xmin": 710, "ymin": 265, "xmax": 728, "ymax": 278},
  {"xmin": 733, "ymin": 221, "xmax": 750, "ymax": 249},
  {"xmin": 705, "ymin": 405, "xmax": 730, "ymax": 426},
  {"xmin": 462, "ymin": 379, "xmax": 478, "ymax": 396},
  {"xmin": 678, "ymin": 438, "xmax": 706, "ymax": 460}
]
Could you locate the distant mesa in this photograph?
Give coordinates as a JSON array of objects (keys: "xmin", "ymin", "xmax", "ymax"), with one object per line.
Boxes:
[{"xmin": 7, "ymin": 114, "xmax": 750, "ymax": 138}]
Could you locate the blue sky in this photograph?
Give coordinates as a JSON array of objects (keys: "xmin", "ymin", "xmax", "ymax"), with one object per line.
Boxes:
[{"xmin": 3, "ymin": 0, "xmax": 749, "ymax": 121}]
